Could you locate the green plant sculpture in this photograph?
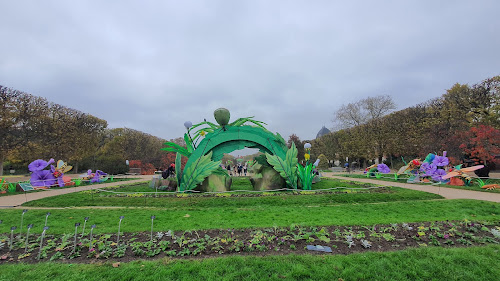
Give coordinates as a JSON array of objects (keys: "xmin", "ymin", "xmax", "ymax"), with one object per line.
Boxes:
[
  {"xmin": 297, "ymin": 163, "xmax": 314, "ymax": 190},
  {"xmin": 265, "ymin": 143, "xmax": 298, "ymax": 189},
  {"xmin": 179, "ymin": 151, "xmax": 221, "ymax": 191},
  {"xmin": 161, "ymin": 108, "xmax": 296, "ymax": 192},
  {"xmin": 296, "ymin": 143, "xmax": 318, "ymax": 190}
]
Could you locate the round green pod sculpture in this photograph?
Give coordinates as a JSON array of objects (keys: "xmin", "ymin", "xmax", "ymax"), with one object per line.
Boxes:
[{"xmin": 214, "ymin": 108, "xmax": 230, "ymax": 126}]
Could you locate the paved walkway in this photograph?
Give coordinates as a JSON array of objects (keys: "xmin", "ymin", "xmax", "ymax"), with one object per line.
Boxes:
[
  {"xmin": 0, "ymin": 175, "xmax": 152, "ymax": 208},
  {"xmin": 324, "ymin": 173, "xmax": 500, "ymax": 203},
  {"xmin": 2, "ymin": 173, "xmax": 499, "ymax": 207}
]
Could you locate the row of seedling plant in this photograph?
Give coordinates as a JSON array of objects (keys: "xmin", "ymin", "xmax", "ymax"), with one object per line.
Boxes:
[
  {"xmin": 1, "ymin": 216, "xmax": 499, "ymax": 262},
  {"xmin": 0, "ymin": 211, "xmax": 160, "ymax": 259}
]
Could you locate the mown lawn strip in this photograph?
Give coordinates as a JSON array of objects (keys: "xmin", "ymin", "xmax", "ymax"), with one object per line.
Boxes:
[
  {"xmin": 1, "ymin": 199, "xmax": 498, "ymax": 234},
  {"xmin": 0, "ymin": 245, "xmax": 499, "ymax": 281}
]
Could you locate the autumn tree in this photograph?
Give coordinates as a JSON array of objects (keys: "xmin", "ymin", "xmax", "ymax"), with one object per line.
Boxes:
[
  {"xmin": 458, "ymin": 125, "xmax": 500, "ymax": 166},
  {"xmin": 68, "ymin": 113, "xmax": 107, "ymax": 172},
  {"xmin": 470, "ymin": 76, "xmax": 500, "ymax": 128},
  {"xmin": 0, "ymin": 86, "xmax": 49, "ymax": 175},
  {"xmin": 313, "ymin": 132, "xmax": 340, "ymax": 161},
  {"xmin": 317, "ymin": 154, "xmax": 329, "ymax": 169}
]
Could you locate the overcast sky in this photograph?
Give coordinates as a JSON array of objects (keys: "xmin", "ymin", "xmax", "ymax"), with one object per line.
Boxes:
[{"xmin": 1, "ymin": 1, "xmax": 499, "ymax": 143}]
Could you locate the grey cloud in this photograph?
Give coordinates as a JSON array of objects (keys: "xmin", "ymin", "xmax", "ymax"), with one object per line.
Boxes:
[{"xmin": 1, "ymin": 0, "xmax": 499, "ymax": 141}]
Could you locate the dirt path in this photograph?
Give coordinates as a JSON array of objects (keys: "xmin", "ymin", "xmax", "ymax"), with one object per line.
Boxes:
[
  {"xmin": 324, "ymin": 173, "xmax": 500, "ymax": 203},
  {"xmin": 0, "ymin": 175, "xmax": 152, "ymax": 208}
]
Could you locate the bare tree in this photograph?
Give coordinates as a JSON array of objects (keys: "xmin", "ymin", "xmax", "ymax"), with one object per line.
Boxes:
[{"xmin": 334, "ymin": 95, "xmax": 396, "ymax": 129}]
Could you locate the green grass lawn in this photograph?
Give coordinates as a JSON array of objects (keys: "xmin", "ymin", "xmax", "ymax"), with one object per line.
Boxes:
[
  {"xmin": 1, "ymin": 177, "xmax": 500, "ymax": 280},
  {"xmin": 21, "ymin": 178, "xmax": 442, "ymax": 208},
  {"xmin": 1, "ymin": 245, "xmax": 499, "ymax": 281},
  {"xmin": 339, "ymin": 173, "xmax": 500, "ymax": 193},
  {"xmin": 1, "ymin": 199, "xmax": 499, "ymax": 234}
]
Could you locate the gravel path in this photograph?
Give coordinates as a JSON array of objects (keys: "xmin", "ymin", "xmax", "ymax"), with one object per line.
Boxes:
[
  {"xmin": 0, "ymin": 175, "xmax": 152, "ymax": 208},
  {"xmin": 324, "ymin": 173, "xmax": 500, "ymax": 203},
  {"xmin": 2, "ymin": 173, "xmax": 499, "ymax": 208}
]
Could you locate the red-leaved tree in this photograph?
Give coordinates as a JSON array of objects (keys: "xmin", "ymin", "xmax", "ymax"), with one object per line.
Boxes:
[
  {"xmin": 459, "ymin": 125, "xmax": 500, "ymax": 166},
  {"xmin": 129, "ymin": 160, "xmax": 155, "ymax": 175},
  {"xmin": 160, "ymin": 153, "xmax": 187, "ymax": 171}
]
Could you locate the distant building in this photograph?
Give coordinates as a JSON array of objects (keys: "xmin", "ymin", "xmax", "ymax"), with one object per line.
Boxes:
[{"xmin": 316, "ymin": 126, "xmax": 331, "ymax": 139}]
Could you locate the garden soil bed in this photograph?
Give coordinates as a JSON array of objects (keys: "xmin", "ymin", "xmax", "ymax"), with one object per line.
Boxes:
[{"xmin": 1, "ymin": 220, "xmax": 499, "ymax": 264}]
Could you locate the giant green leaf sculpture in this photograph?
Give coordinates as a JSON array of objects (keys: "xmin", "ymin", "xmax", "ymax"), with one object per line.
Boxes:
[
  {"xmin": 161, "ymin": 141, "xmax": 191, "ymax": 157},
  {"xmin": 297, "ymin": 163, "xmax": 313, "ymax": 190},
  {"xmin": 265, "ymin": 143, "xmax": 298, "ymax": 189},
  {"xmin": 179, "ymin": 151, "xmax": 221, "ymax": 191},
  {"xmin": 175, "ymin": 152, "xmax": 182, "ymax": 184}
]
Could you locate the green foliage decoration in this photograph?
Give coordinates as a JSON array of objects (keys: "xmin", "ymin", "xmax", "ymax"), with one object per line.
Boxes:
[
  {"xmin": 161, "ymin": 141, "xmax": 191, "ymax": 158},
  {"xmin": 212, "ymin": 167, "xmax": 230, "ymax": 177},
  {"xmin": 180, "ymin": 151, "xmax": 221, "ymax": 191},
  {"xmin": 297, "ymin": 163, "xmax": 313, "ymax": 190},
  {"xmin": 190, "ymin": 121, "xmax": 218, "ymax": 144},
  {"xmin": 229, "ymin": 117, "xmax": 267, "ymax": 129},
  {"xmin": 265, "ymin": 143, "xmax": 298, "ymax": 189},
  {"xmin": 183, "ymin": 133, "xmax": 194, "ymax": 155},
  {"xmin": 175, "ymin": 152, "xmax": 182, "ymax": 184}
]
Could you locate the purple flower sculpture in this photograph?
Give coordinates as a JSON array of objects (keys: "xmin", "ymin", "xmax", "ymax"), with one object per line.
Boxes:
[
  {"xmin": 377, "ymin": 164, "xmax": 391, "ymax": 174},
  {"xmin": 420, "ymin": 163, "xmax": 437, "ymax": 176},
  {"xmin": 431, "ymin": 169, "xmax": 447, "ymax": 182},
  {"xmin": 90, "ymin": 170, "xmax": 108, "ymax": 183},
  {"xmin": 432, "ymin": 156, "xmax": 449, "ymax": 167},
  {"xmin": 30, "ymin": 170, "xmax": 56, "ymax": 187},
  {"xmin": 28, "ymin": 159, "xmax": 54, "ymax": 172},
  {"xmin": 420, "ymin": 162, "xmax": 429, "ymax": 172}
]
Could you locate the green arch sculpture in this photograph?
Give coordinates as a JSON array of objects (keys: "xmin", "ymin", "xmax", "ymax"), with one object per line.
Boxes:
[
  {"xmin": 162, "ymin": 110, "xmax": 298, "ymax": 192},
  {"xmin": 189, "ymin": 126, "xmax": 286, "ymax": 164}
]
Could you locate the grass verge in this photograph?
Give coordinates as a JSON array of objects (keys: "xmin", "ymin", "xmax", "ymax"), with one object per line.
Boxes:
[
  {"xmin": 21, "ymin": 179, "xmax": 442, "ymax": 208},
  {"xmin": 0, "ymin": 245, "xmax": 499, "ymax": 280},
  {"xmin": 1, "ymin": 199, "xmax": 498, "ymax": 234}
]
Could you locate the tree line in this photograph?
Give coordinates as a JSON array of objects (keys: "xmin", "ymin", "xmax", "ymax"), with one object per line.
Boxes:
[
  {"xmin": 303, "ymin": 76, "xmax": 500, "ymax": 169},
  {"xmin": 0, "ymin": 86, "xmax": 182, "ymax": 176}
]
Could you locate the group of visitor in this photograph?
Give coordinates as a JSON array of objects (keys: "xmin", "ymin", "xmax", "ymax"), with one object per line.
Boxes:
[{"xmin": 222, "ymin": 163, "xmax": 248, "ymax": 177}]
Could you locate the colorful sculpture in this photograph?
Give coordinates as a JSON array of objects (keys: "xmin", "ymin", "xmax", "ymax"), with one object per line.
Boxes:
[
  {"xmin": 397, "ymin": 152, "xmax": 450, "ymax": 184},
  {"xmin": 81, "ymin": 169, "xmax": 108, "ymax": 183},
  {"xmin": 28, "ymin": 159, "xmax": 73, "ymax": 188},
  {"xmin": 295, "ymin": 143, "xmax": 322, "ymax": 190},
  {"xmin": 0, "ymin": 178, "xmax": 8, "ymax": 193},
  {"xmin": 365, "ymin": 163, "xmax": 391, "ymax": 178},
  {"xmin": 52, "ymin": 160, "xmax": 74, "ymax": 187},
  {"xmin": 162, "ymin": 109, "xmax": 301, "ymax": 192},
  {"xmin": 481, "ymin": 184, "xmax": 500, "ymax": 190},
  {"xmin": 442, "ymin": 164, "xmax": 484, "ymax": 186}
]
